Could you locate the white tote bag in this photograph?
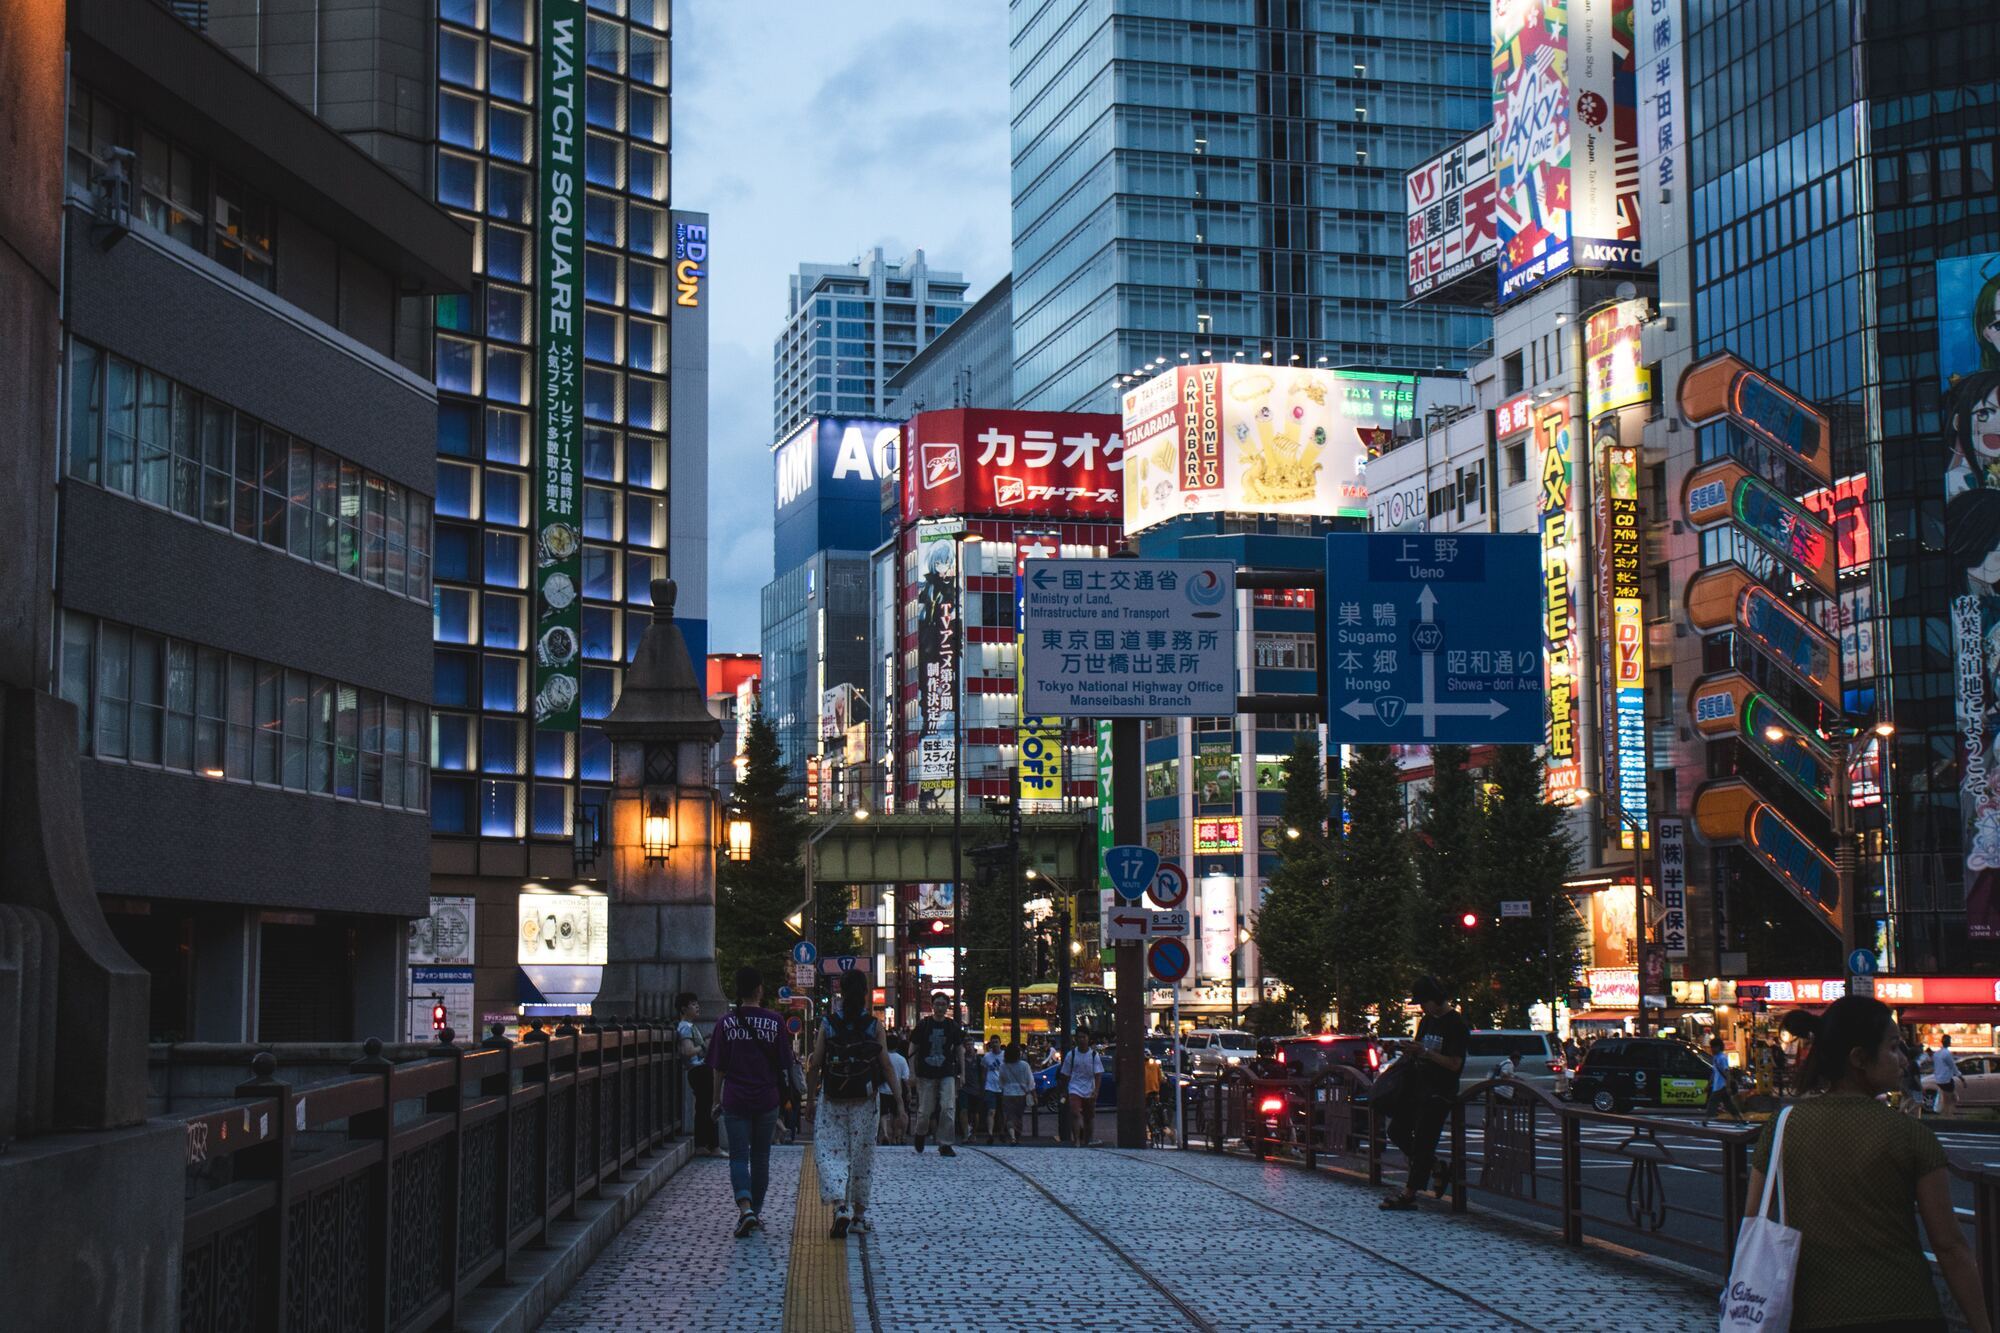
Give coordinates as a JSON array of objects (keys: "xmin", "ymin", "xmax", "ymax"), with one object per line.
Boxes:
[{"xmin": 1720, "ymin": 1104, "xmax": 1801, "ymax": 1332}]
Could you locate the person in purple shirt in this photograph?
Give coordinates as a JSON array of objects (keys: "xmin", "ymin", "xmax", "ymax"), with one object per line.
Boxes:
[{"xmin": 708, "ymin": 965, "xmax": 798, "ymax": 1237}]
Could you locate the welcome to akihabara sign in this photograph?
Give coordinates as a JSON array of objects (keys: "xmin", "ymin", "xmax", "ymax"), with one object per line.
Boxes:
[{"xmin": 533, "ymin": 0, "xmax": 584, "ymax": 731}]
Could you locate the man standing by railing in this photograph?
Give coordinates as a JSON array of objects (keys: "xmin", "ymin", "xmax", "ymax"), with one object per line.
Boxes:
[{"xmin": 1380, "ymin": 974, "xmax": 1468, "ymax": 1211}]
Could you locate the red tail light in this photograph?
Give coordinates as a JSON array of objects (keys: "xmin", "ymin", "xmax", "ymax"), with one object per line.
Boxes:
[
  {"xmin": 1367, "ymin": 1046, "xmax": 1381, "ymax": 1070},
  {"xmin": 1275, "ymin": 1051, "xmax": 1285, "ymax": 1064},
  {"xmin": 1314, "ymin": 1033, "xmax": 1335, "ymax": 1043},
  {"xmin": 1257, "ymin": 1096, "xmax": 1285, "ymax": 1115},
  {"xmin": 1547, "ymin": 1060, "xmax": 1563, "ymax": 1074}
]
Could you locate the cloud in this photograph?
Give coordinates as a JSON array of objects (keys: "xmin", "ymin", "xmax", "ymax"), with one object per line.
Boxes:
[{"xmin": 674, "ymin": 2, "xmax": 1011, "ymax": 652}]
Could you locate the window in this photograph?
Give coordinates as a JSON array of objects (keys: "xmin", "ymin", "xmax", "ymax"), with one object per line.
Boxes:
[
  {"xmin": 137, "ymin": 127, "xmax": 203, "ymax": 250},
  {"xmin": 212, "ymin": 178, "xmax": 276, "ymax": 290},
  {"xmin": 95, "ymin": 623, "xmax": 131, "ymax": 760}
]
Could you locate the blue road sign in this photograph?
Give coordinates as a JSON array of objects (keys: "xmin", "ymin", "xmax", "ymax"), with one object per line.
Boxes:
[
  {"xmin": 777, "ymin": 985, "xmax": 793, "ymax": 1000},
  {"xmin": 1847, "ymin": 948, "xmax": 1878, "ymax": 977},
  {"xmin": 790, "ymin": 940, "xmax": 818, "ymax": 966},
  {"xmin": 1325, "ymin": 532, "xmax": 1545, "ymax": 744},
  {"xmin": 1104, "ymin": 844, "xmax": 1160, "ymax": 902},
  {"xmin": 1147, "ymin": 937, "xmax": 1191, "ymax": 984}
]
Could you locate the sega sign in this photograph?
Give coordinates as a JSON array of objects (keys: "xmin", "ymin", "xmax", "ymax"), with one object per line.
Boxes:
[
  {"xmin": 673, "ymin": 221, "xmax": 707, "ymax": 307},
  {"xmin": 773, "ymin": 418, "xmax": 900, "ymax": 569},
  {"xmin": 903, "ymin": 409, "xmax": 1125, "ymax": 523}
]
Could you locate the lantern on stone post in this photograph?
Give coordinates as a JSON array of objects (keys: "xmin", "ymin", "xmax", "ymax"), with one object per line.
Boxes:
[{"xmin": 596, "ymin": 579, "xmax": 726, "ymax": 1018}]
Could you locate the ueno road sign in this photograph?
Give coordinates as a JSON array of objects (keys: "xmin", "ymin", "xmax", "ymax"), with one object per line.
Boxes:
[{"xmin": 1325, "ymin": 532, "xmax": 1544, "ymax": 745}]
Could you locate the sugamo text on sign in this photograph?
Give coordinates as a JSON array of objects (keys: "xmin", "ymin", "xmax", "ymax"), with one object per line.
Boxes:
[
  {"xmin": 1020, "ymin": 560, "xmax": 1235, "ymax": 717},
  {"xmin": 1324, "ymin": 533, "xmax": 1545, "ymax": 745}
]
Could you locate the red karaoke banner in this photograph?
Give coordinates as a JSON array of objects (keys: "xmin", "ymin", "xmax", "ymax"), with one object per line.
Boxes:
[{"xmin": 902, "ymin": 409, "xmax": 1125, "ymax": 523}]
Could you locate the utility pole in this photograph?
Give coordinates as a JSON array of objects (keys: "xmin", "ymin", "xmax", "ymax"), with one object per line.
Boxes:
[
  {"xmin": 1008, "ymin": 762, "xmax": 1022, "ymax": 1047},
  {"xmin": 1112, "ymin": 716, "xmax": 1145, "ymax": 1149}
]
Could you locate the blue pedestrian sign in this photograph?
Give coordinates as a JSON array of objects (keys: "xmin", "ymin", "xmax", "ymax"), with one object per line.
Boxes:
[
  {"xmin": 1325, "ymin": 533, "xmax": 1545, "ymax": 744},
  {"xmin": 1104, "ymin": 844, "xmax": 1160, "ymax": 902},
  {"xmin": 1848, "ymin": 948, "xmax": 1878, "ymax": 977},
  {"xmin": 790, "ymin": 940, "xmax": 818, "ymax": 966}
]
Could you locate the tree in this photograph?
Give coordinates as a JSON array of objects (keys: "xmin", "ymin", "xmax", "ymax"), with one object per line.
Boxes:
[
  {"xmin": 958, "ymin": 844, "xmax": 1022, "ymax": 1034},
  {"xmin": 1331, "ymin": 744, "xmax": 1416, "ymax": 1033},
  {"xmin": 1240, "ymin": 999, "xmax": 1296, "ymax": 1037},
  {"xmin": 715, "ymin": 712, "xmax": 817, "ymax": 998},
  {"xmin": 1476, "ymin": 745, "xmax": 1582, "ymax": 1028},
  {"xmin": 1410, "ymin": 744, "xmax": 1490, "ymax": 1021},
  {"xmin": 1252, "ymin": 738, "xmax": 1338, "ymax": 1027}
]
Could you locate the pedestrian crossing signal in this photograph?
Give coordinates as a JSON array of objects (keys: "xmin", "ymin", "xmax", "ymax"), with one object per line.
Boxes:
[{"xmin": 431, "ymin": 1001, "xmax": 448, "ymax": 1032}]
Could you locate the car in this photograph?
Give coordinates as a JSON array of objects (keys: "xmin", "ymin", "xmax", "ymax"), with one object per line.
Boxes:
[
  {"xmin": 1183, "ymin": 1029, "xmax": 1258, "ymax": 1076},
  {"xmin": 1272, "ymin": 1034, "xmax": 1383, "ymax": 1082},
  {"xmin": 1144, "ymin": 1035, "xmax": 1182, "ymax": 1071},
  {"xmin": 1921, "ymin": 1052, "xmax": 2000, "ymax": 1112},
  {"xmin": 1567, "ymin": 1037, "xmax": 1716, "ymax": 1113},
  {"xmin": 1461, "ymin": 1030, "xmax": 1564, "ymax": 1091}
]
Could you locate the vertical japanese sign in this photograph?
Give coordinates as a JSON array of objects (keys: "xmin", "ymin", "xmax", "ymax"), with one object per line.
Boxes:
[
  {"xmin": 915, "ymin": 531, "xmax": 961, "ymax": 799},
  {"xmin": 1656, "ymin": 818, "xmax": 1688, "ymax": 957},
  {"xmin": 1096, "ymin": 721, "xmax": 1115, "ymax": 897},
  {"xmin": 1537, "ymin": 402, "xmax": 1582, "ymax": 801},
  {"xmin": 1569, "ymin": 0, "xmax": 1643, "ymax": 270},
  {"xmin": 1015, "ymin": 550, "xmax": 1063, "ymax": 802},
  {"xmin": 1179, "ymin": 364, "xmax": 1223, "ymax": 500},
  {"xmin": 1634, "ymin": 0, "xmax": 1687, "ymax": 248},
  {"xmin": 1938, "ymin": 252, "xmax": 2000, "ymax": 937},
  {"xmin": 1602, "ymin": 439, "xmax": 1647, "ymax": 840},
  {"xmin": 532, "ymin": 0, "xmax": 584, "ymax": 730}
]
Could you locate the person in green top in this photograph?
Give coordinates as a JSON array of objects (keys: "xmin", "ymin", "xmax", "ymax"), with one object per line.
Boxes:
[{"xmin": 1746, "ymin": 995, "xmax": 1989, "ymax": 1333}]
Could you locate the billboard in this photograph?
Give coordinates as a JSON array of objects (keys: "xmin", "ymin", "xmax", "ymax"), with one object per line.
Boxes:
[
  {"xmin": 1585, "ymin": 299, "xmax": 1652, "ymax": 415},
  {"xmin": 1599, "ymin": 434, "xmax": 1646, "ymax": 838},
  {"xmin": 914, "ymin": 529, "xmax": 961, "ymax": 800},
  {"xmin": 901, "ymin": 409, "xmax": 1124, "ymax": 524},
  {"xmin": 1938, "ymin": 251, "xmax": 2000, "ymax": 938},
  {"xmin": 1118, "ymin": 365, "xmax": 1414, "ymax": 534},
  {"xmin": 1405, "ymin": 129, "xmax": 1499, "ymax": 300},
  {"xmin": 773, "ymin": 417, "xmax": 900, "ymax": 571},
  {"xmin": 1536, "ymin": 401, "xmax": 1583, "ymax": 802},
  {"xmin": 1491, "ymin": 0, "xmax": 1642, "ymax": 304},
  {"xmin": 531, "ymin": 0, "xmax": 585, "ymax": 731}
]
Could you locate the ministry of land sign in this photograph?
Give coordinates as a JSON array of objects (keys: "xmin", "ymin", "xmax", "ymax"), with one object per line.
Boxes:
[{"xmin": 1020, "ymin": 559, "xmax": 1235, "ymax": 717}]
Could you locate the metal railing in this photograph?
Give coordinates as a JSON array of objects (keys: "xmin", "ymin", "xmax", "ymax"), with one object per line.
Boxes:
[
  {"xmin": 177, "ymin": 1021, "xmax": 684, "ymax": 1333},
  {"xmin": 1182, "ymin": 1067, "xmax": 2000, "ymax": 1324}
]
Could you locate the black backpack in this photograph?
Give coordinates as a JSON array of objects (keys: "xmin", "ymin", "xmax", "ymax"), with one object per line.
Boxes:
[{"xmin": 823, "ymin": 1014, "xmax": 880, "ymax": 1103}]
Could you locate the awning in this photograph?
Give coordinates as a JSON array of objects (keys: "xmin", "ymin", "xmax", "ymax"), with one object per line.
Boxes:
[
  {"xmin": 516, "ymin": 967, "xmax": 549, "ymax": 1005},
  {"xmin": 1899, "ymin": 1006, "xmax": 1999, "ymax": 1024}
]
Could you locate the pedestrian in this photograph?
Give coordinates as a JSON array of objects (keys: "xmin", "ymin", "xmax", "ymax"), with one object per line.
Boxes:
[
  {"xmin": 998, "ymin": 1042, "xmax": 1034, "ymax": 1144},
  {"xmin": 1562, "ymin": 1036, "xmax": 1582, "ymax": 1068},
  {"xmin": 708, "ymin": 965, "xmax": 798, "ymax": 1238},
  {"xmin": 1380, "ymin": 974, "xmax": 1469, "ymax": 1210},
  {"xmin": 806, "ymin": 969, "xmax": 904, "ymax": 1238},
  {"xmin": 959, "ymin": 1038, "xmax": 985, "ymax": 1141},
  {"xmin": 1703, "ymin": 1036, "xmax": 1745, "ymax": 1123},
  {"xmin": 1901, "ymin": 1039, "xmax": 1925, "ymax": 1118},
  {"xmin": 1059, "ymin": 1028, "xmax": 1106, "ymax": 1146},
  {"xmin": 980, "ymin": 1037, "xmax": 1005, "ymax": 1144},
  {"xmin": 908, "ymin": 991, "xmax": 966, "ymax": 1156},
  {"xmin": 1935, "ymin": 1034, "xmax": 1963, "ymax": 1118},
  {"xmin": 1741, "ymin": 995, "xmax": 1989, "ymax": 1332},
  {"xmin": 879, "ymin": 1035, "xmax": 912, "ymax": 1145},
  {"xmin": 676, "ymin": 991, "xmax": 718, "ymax": 1156}
]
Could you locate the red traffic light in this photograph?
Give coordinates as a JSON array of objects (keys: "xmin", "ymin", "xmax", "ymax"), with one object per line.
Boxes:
[
  {"xmin": 431, "ymin": 1002, "xmax": 448, "ymax": 1031},
  {"xmin": 1460, "ymin": 912, "xmax": 1479, "ymax": 929},
  {"xmin": 929, "ymin": 920, "xmax": 948, "ymax": 934}
]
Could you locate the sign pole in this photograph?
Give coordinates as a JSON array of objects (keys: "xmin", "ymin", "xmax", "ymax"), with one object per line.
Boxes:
[
  {"xmin": 1009, "ymin": 762, "xmax": 1022, "ymax": 1047},
  {"xmin": 1113, "ymin": 716, "xmax": 1145, "ymax": 1149}
]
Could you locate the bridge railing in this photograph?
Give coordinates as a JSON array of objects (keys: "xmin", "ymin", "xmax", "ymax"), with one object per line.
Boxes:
[
  {"xmin": 1181, "ymin": 1066, "xmax": 1998, "ymax": 1323},
  {"xmin": 177, "ymin": 1021, "xmax": 683, "ymax": 1333}
]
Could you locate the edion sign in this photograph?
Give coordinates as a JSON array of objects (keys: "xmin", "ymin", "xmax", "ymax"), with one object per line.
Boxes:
[
  {"xmin": 903, "ymin": 408, "xmax": 1125, "ymax": 522},
  {"xmin": 673, "ymin": 222, "xmax": 707, "ymax": 307}
]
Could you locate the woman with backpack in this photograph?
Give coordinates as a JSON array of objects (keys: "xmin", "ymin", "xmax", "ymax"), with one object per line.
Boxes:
[
  {"xmin": 805, "ymin": 969, "xmax": 906, "ymax": 1237},
  {"xmin": 1739, "ymin": 995, "xmax": 1988, "ymax": 1332}
]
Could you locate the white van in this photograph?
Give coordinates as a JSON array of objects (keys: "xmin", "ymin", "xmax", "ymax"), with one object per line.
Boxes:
[
  {"xmin": 1461, "ymin": 1030, "xmax": 1563, "ymax": 1090},
  {"xmin": 1183, "ymin": 1029, "xmax": 1258, "ymax": 1076}
]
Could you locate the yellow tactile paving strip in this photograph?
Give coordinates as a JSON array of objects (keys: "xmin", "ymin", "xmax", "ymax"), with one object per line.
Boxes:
[{"xmin": 782, "ymin": 1148, "xmax": 854, "ymax": 1333}]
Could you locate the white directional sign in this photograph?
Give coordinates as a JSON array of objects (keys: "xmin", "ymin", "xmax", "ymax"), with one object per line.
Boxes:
[
  {"xmin": 1500, "ymin": 899, "xmax": 1532, "ymax": 919},
  {"xmin": 1021, "ymin": 559, "xmax": 1235, "ymax": 717},
  {"xmin": 1104, "ymin": 906, "xmax": 1191, "ymax": 942}
]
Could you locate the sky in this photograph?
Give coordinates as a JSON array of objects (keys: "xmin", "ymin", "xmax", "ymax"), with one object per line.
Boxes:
[{"xmin": 674, "ymin": 3, "xmax": 1013, "ymax": 652}]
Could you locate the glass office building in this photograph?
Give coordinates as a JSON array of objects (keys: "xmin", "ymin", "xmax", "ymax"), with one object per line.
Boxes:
[
  {"xmin": 1684, "ymin": 0, "xmax": 2000, "ymax": 975},
  {"xmin": 773, "ymin": 249, "xmax": 971, "ymax": 440},
  {"xmin": 1008, "ymin": 0, "xmax": 1492, "ymax": 413}
]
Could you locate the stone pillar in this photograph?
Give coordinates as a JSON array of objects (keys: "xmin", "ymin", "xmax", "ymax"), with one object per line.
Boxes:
[{"xmin": 595, "ymin": 580, "xmax": 726, "ymax": 1019}]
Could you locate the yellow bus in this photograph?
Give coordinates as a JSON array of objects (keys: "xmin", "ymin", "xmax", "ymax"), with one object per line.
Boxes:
[{"xmin": 983, "ymin": 983, "xmax": 1113, "ymax": 1054}]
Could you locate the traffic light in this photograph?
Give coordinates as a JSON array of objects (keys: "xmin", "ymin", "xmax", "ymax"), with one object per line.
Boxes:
[
  {"xmin": 430, "ymin": 1000, "xmax": 448, "ymax": 1032},
  {"xmin": 908, "ymin": 918, "xmax": 952, "ymax": 946},
  {"xmin": 1459, "ymin": 911, "xmax": 1479, "ymax": 929}
]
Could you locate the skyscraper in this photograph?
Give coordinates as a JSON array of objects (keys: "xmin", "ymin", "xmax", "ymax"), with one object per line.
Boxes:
[
  {"xmin": 1008, "ymin": 0, "xmax": 1493, "ymax": 413},
  {"xmin": 772, "ymin": 248, "xmax": 971, "ymax": 439}
]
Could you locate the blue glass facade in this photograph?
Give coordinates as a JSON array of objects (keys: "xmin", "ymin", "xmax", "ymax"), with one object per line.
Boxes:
[
  {"xmin": 1687, "ymin": 0, "xmax": 2000, "ymax": 973},
  {"xmin": 1008, "ymin": 0, "xmax": 1492, "ymax": 414}
]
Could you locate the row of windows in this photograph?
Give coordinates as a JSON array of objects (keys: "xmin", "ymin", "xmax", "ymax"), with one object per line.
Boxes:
[
  {"xmin": 69, "ymin": 87, "xmax": 277, "ymax": 291},
  {"xmin": 437, "ymin": 278, "xmax": 668, "ymax": 373},
  {"xmin": 435, "ymin": 335, "xmax": 665, "ymax": 429},
  {"xmin": 65, "ymin": 339, "xmax": 433, "ymax": 604},
  {"xmin": 58, "ymin": 611, "xmax": 429, "ymax": 811}
]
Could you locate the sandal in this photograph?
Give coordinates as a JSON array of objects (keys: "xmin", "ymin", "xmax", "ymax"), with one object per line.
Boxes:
[{"xmin": 1379, "ymin": 1194, "xmax": 1418, "ymax": 1211}]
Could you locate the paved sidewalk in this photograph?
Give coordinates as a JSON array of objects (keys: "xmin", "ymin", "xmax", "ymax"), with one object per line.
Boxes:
[{"xmin": 542, "ymin": 1143, "xmax": 1720, "ymax": 1331}]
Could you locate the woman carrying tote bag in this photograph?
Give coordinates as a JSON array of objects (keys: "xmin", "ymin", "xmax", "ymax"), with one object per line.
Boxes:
[{"xmin": 1730, "ymin": 996, "xmax": 1988, "ymax": 1333}]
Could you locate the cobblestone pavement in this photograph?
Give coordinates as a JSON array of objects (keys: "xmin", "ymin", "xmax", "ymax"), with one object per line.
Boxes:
[{"xmin": 543, "ymin": 1142, "xmax": 1719, "ymax": 1332}]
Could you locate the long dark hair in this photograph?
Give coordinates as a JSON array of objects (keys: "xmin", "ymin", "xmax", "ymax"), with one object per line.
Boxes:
[
  {"xmin": 834, "ymin": 969, "xmax": 869, "ymax": 1030},
  {"xmin": 1795, "ymin": 995, "xmax": 1896, "ymax": 1093},
  {"xmin": 1949, "ymin": 369, "xmax": 2000, "ymax": 484}
]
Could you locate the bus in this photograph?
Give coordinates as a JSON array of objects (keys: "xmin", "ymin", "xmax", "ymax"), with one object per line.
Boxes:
[{"xmin": 983, "ymin": 983, "xmax": 1113, "ymax": 1055}]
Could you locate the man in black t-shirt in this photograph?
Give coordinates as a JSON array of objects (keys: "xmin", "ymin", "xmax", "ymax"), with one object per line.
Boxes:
[
  {"xmin": 1382, "ymin": 974, "xmax": 1469, "ymax": 1211},
  {"xmin": 908, "ymin": 991, "xmax": 967, "ymax": 1156}
]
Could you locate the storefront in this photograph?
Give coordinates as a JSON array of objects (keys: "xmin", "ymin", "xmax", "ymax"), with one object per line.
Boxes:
[
  {"xmin": 1571, "ymin": 966, "xmax": 1640, "ymax": 1038},
  {"xmin": 1728, "ymin": 975, "xmax": 2000, "ymax": 1054}
]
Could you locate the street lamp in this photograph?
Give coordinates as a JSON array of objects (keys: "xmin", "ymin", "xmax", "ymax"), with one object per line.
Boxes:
[{"xmin": 725, "ymin": 814, "xmax": 753, "ymax": 863}]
